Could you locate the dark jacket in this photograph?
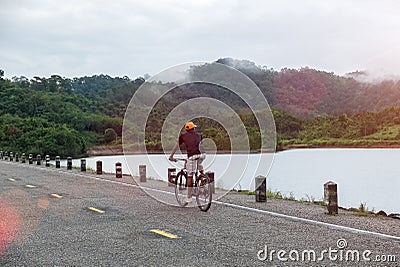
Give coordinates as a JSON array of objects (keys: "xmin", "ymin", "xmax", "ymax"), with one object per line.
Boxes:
[{"xmin": 179, "ymin": 130, "xmax": 203, "ymax": 157}]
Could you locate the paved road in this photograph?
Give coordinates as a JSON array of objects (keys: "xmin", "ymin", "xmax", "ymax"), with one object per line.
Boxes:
[{"xmin": 0, "ymin": 160, "xmax": 399, "ymax": 266}]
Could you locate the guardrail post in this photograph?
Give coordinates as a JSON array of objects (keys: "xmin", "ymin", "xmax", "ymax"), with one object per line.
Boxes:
[
  {"xmin": 10, "ymin": 152, "xmax": 13, "ymax": 162},
  {"xmin": 255, "ymin": 175, "xmax": 267, "ymax": 202},
  {"xmin": 168, "ymin": 168, "xmax": 176, "ymax": 186},
  {"xmin": 28, "ymin": 154, "xmax": 33, "ymax": 164},
  {"xmin": 36, "ymin": 154, "xmax": 41, "ymax": 165},
  {"xmin": 96, "ymin": 161, "xmax": 102, "ymax": 174},
  {"xmin": 116, "ymin": 162, "xmax": 122, "ymax": 178},
  {"xmin": 45, "ymin": 155, "xmax": 50, "ymax": 167},
  {"xmin": 21, "ymin": 153, "xmax": 26, "ymax": 163},
  {"xmin": 67, "ymin": 157, "xmax": 72, "ymax": 170},
  {"xmin": 81, "ymin": 159, "xmax": 86, "ymax": 172},
  {"xmin": 324, "ymin": 181, "xmax": 338, "ymax": 215},
  {"xmin": 15, "ymin": 152, "xmax": 19, "ymax": 162},
  {"xmin": 55, "ymin": 156, "xmax": 61, "ymax": 168},
  {"xmin": 139, "ymin": 165, "xmax": 146, "ymax": 182}
]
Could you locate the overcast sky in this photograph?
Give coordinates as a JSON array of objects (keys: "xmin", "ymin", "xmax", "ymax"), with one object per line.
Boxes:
[{"xmin": 1, "ymin": 0, "xmax": 400, "ymax": 79}]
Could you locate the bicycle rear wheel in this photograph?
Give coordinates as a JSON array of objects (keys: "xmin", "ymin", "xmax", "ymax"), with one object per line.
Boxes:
[
  {"xmin": 196, "ymin": 173, "xmax": 212, "ymax": 212},
  {"xmin": 175, "ymin": 171, "xmax": 188, "ymax": 207}
]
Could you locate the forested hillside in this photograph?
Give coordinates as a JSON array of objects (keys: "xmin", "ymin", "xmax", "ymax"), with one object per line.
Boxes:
[
  {"xmin": 219, "ymin": 58, "xmax": 400, "ymax": 116},
  {"xmin": 2, "ymin": 58, "xmax": 400, "ymax": 156},
  {"xmin": 0, "ymin": 74, "xmax": 141, "ymax": 156}
]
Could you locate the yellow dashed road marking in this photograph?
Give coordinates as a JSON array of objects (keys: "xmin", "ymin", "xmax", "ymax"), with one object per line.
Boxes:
[
  {"xmin": 88, "ymin": 207, "xmax": 105, "ymax": 214},
  {"xmin": 8, "ymin": 178, "xmax": 16, "ymax": 181},
  {"xmin": 149, "ymin": 229, "xmax": 181, "ymax": 239},
  {"xmin": 51, "ymin": 193, "xmax": 63, "ymax": 199},
  {"xmin": 26, "ymin": 184, "xmax": 36, "ymax": 188}
]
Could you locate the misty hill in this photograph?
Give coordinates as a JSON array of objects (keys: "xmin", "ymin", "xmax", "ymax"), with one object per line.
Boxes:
[
  {"xmin": 5, "ymin": 59, "xmax": 400, "ymax": 118},
  {"xmin": 218, "ymin": 58, "xmax": 400, "ymax": 117},
  {"xmin": 2, "ymin": 58, "xmax": 400, "ymax": 155}
]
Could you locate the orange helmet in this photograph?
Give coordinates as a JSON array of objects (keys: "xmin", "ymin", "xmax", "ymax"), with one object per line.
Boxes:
[{"xmin": 185, "ymin": 121, "xmax": 196, "ymax": 131}]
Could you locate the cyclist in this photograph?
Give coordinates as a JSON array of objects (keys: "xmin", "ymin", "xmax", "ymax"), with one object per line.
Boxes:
[{"xmin": 169, "ymin": 121, "xmax": 206, "ymax": 203}]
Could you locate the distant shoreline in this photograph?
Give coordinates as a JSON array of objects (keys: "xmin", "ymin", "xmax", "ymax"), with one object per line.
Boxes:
[
  {"xmin": 280, "ymin": 143, "xmax": 400, "ymax": 151},
  {"xmin": 87, "ymin": 143, "xmax": 400, "ymax": 157},
  {"xmin": 87, "ymin": 146, "xmax": 263, "ymax": 157}
]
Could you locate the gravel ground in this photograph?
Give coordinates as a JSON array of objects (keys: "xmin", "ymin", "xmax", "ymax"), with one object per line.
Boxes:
[{"xmin": 220, "ymin": 192, "xmax": 400, "ymax": 238}]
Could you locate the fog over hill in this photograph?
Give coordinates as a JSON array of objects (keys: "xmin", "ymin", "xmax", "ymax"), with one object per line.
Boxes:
[{"xmin": 218, "ymin": 58, "xmax": 400, "ymax": 117}]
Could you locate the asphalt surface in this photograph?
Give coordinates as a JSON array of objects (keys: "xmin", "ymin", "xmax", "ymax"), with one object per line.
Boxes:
[{"xmin": 0, "ymin": 160, "xmax": 399, "ymax": 266}]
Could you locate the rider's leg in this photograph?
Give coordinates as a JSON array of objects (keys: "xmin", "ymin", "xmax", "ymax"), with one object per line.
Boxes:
[
  {"xmin": 186, "ymin": 158, "xmax": 196, "ymax": 202},
  {"xmin": 198, "ymin": 154, "xmax": 206, "ymax": 175},
  {"xmin": 187, "ymin": 175, "xmax": 193, "ymax": 199}
]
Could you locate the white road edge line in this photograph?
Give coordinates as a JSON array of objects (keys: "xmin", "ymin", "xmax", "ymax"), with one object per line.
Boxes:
[
  {"xmin": 4, "ymin": 160, "xmax": 400, "ymax": 242},
  {"xmin": 213, "ymin": 200, "xmax": 400, "ymax": 241}
]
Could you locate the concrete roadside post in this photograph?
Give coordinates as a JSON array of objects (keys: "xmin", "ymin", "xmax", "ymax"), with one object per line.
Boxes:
[
  {"xmin": 21, "ymin": 153, "xmax": 26, "ymax": 163},
  {"xmin": 116, "ymin": 162, "xmax": 122, "ymax": 178},
  {"xmin": 45, "ymin": 155, "xmax": 50, "ymax": 167},
  {"xmin": 206, "ymin": 171, "xmax": 216, "ymax": 194},
  {"xmin": 0, "ymin": 151, "xmax": 3, "ymax": 160},
  {"xmin": 4, "ymin": 151, "xmax": 8, "ymax": 160},
  {"xmin": 255, "ymin": 175, "xmax": 267, "ymax": 202},
  {"xmin": 36, "ymin": 154, "xmax": 41, "ymax": 165},
  {"xmin": 81, "ymin": 159, "xmax": 86, "ymax": 172},
  {"xmin": 9, "ymin": 152, "xmax": 13, "ymax": 162},
  {"xmin": 139, "ymin": 165, "xmax": 146, "ymax": 182},
  {"xmin": 15, "ymin": 152, "xmax": 19, "ymax": 162},
  {"xmin": 96, "ymin": 161, "xmax": 102, "ymax": 175},
  {"xmin": 324, "ymin": 181, "xmax": 338, "ymax": 215},
  {"xmin": 168, "ymin": 168, "xmax": 176, "ymax": 186},
  {"xmin": 67, "ymin": 157, "xmax": 72, "ymax": 170},
  {"xmin": 28, "ymin": 154, "xmax": 33, "ymax": 164},
  {"xmin": 55, "ymin": 156, "xmax": 60, "ymax": 168}
]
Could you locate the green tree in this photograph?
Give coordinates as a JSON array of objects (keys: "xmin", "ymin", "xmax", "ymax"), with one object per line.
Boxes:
[{"xmin": 104, "ymin": 128, "xmax": 117, "ymax": 144}]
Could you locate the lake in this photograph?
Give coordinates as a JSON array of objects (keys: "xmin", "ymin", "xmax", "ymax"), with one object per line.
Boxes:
[{"xmin": 65, "ymin": 149, "xmax": 399, "ymax": 214}]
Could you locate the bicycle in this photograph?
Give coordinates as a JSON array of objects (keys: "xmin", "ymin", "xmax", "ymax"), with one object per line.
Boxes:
[{"xmin": 170, "ymin": 158, "xmax": 212, "ymax": 212}]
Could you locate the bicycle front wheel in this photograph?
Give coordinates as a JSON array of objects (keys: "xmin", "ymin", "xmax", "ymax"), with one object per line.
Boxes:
[
  {"xmin": 175, "ymin": 171, "xmax": 188, "ymax": 207},
  {"xmin": 196, "ymin": 173, "xmax": 212, "ymax": 212}
]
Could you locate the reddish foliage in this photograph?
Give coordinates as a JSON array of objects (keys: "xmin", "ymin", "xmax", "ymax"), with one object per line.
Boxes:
[{"xmin": 275, "ymin": 68, "xmax": 328, "ymax": 116}]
